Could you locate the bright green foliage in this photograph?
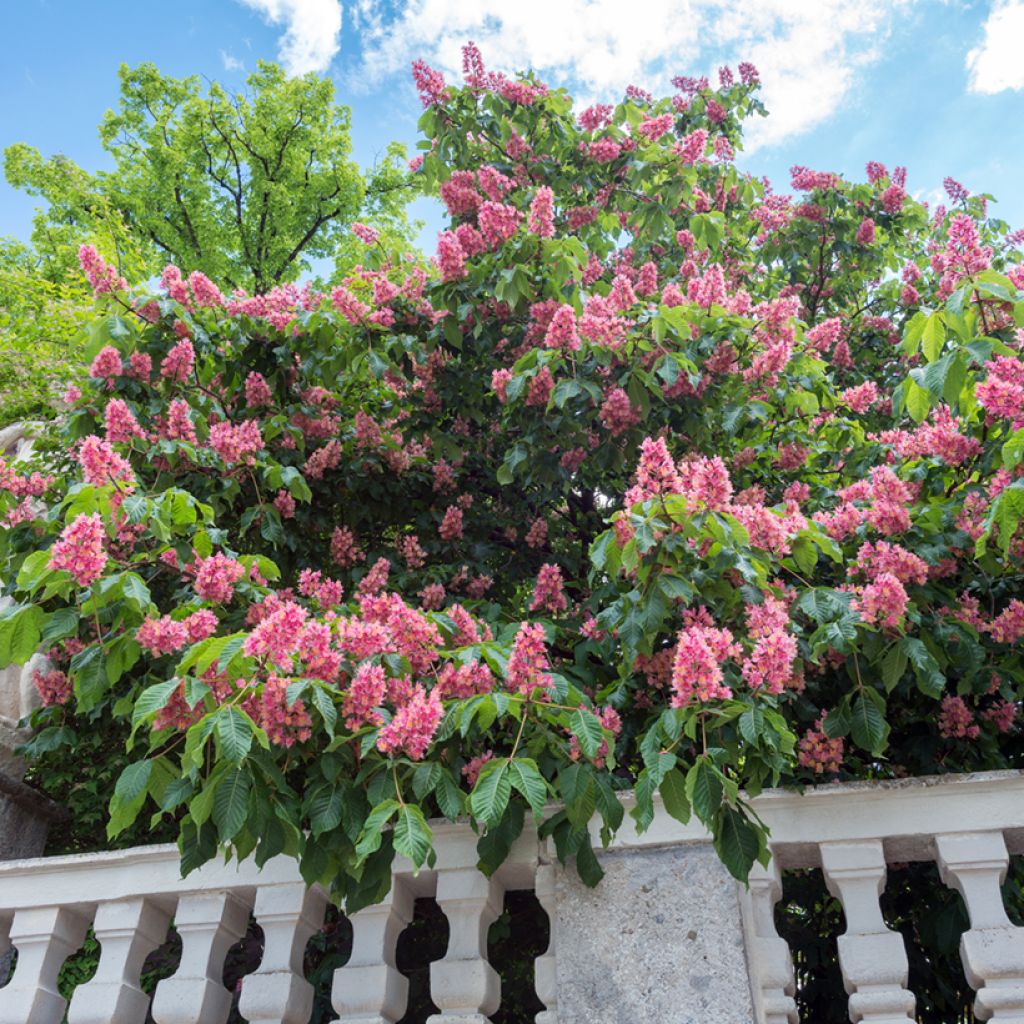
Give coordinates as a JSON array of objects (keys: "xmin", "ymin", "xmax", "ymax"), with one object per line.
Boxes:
[
  {"xmin": 0, "ymin": 238, "xmax": 89, "ymax": 425},
  {"xmin": 5, "ymin": 61, "xmax": 416, "ymax": 291}
]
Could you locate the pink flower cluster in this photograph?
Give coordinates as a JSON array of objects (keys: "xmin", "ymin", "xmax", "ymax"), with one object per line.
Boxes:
[
  {"xmin": 208, "ymin": 420, "xmax": 264, "ymax": 465},
  {"xmin": 78, "ymin": 245, "xmax": 127, "ymax": 294},
  {"xmin": 331, "ymin": 526, "xmax": 364, "ymax": 568},
  {"xmin": 544, "ymin": 305, "xmax": 581, "ymax": 350},
  {"xmin": 851, "ymin": 572, "xmax": 908, "ymax": 629},
  {"xmin": 33, "ymin": 667, "xmax": 71, "ymax": 707},
  {"xmin": 528, "ymin": 186, "xmax": 555, "ymax": 237},
  {"xmin": 439, "ymin": 505, "xmax": 464, "ymax": 541},
  {"xmin": 976, "ymin": 356, "xmax": 1024, "ymax": 430},
  {"xmin": 506, "ymin": 622, "xmax": 552, "ymax": 693},
  {"xmin": 49, "ymin": 513, "xmax": 107, "ymax": 586},
  {"xmin": 137, "ymin": 610, "xmax": 219, "ymax": 656},
  {"xmin": 670, "ymin": 617, "xmax": 740, "ymax": 705},
  {"xmin": 376, "ymin": 685, "xmax": 443, "ymax": 760},
  {"xmin": 254, "ymin": 674, "xmax": 312, "ymax": 747},
  {"xmin": 938, "ymin": 695, "xmax": 980, "ymax": 740},
  {"xmin": 798, "ymin": 716, "xmax": 843, "ymax": 774},
  {"xmin": 194, "ymin": 553, "xmax": 245, "ymax": 604},
  {"xmin": 78, "ymin": 436, "xmax": 135, "ymax": 491},
  {"xmin": 160, "ymin": 340, "xmax": 195, "ymax": 382},
  {"xmin": 530, "ymin": 563, "xmax": 568, "ymax": 614},
  {"xmin": 599, "ymin": 388, "xmax": 640, "ymax": 436}
]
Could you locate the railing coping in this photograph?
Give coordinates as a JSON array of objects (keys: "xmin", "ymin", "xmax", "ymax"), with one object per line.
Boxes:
[{"xmin": 0, "ymin": 770, "xmax": 1020, "ymax": 908}]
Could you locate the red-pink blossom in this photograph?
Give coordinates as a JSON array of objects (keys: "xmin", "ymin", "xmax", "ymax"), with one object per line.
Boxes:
[{"xmin": 49, "ymin": 513, "xmax": 107, "ymax": 586}]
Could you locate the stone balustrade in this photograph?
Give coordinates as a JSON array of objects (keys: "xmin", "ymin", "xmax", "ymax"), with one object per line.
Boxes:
[{"xmin": 0, "ymin": 770, "xmax": 1021, "ymax": 1022}]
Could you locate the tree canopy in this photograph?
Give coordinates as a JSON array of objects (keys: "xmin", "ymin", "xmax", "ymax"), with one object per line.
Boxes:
[
  {"xmin": 4, "ymin": 61, "xmax": 414, "ymax": 291},
  {"xmin": 2, "ymin": 47, "xmax": 1024, "ymax": 920}
]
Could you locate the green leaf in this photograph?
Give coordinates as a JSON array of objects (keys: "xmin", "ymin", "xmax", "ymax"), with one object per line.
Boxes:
[
  {"xmin": 568, "ymin": 708, "xmax": 604, "ymax": 760},
  {"xmin": 686, "ymin": 758, "xmax": 724, "ymax": 824},
  {"xmin": 850, "ymin": 691, "xmax": 888, "ymax": 755},
  {"xmin": 412, "ymin": 762, "xmax": 442, "ymax": 801},
  {"xmin": 904, "ymin": 377, "xmax": 932, "ymax": 424},
  {"xmin": 121, "ymin": 573, "xmax": 152, "ymax": 615},
  {"xmin": 132, "ymin": 679, "xmax": 181, "ymax": 727},
  {"xmin": 470, "ymin": 759, "xmax": 511, "ymax": 827},
  {"xmin": 309, "ymin": 785, "xmax": 345, "ymax": 836},
  {"xmin": 355, "ymin": 799, "xmax": 399, "ymax": 862},
  {"xmin": 508, "ymin": 758, "xmax": 548, "ymax": 819},
  {"xmin": 39, "ymin": 608, "xmax": 79, "ymax": 646},
  {"xmin": 310, "ymin": 686, "xmax": 337, "ymax": 736},
  {"xmin": 115, "ymin": 759, "xmax": 152, "ymax": 803},
  {"xmin": 213, "ymin": 768, "xmax": 251, "ymax": 842},
  {"xmin": 16, "ymin": 551, "xmax": 55, "ymax": 595},
  {"xmin": 0, "ymin": 604, "xmax": 43, "ymax": 669},
  {"xmin": 216, "ymin": 707, "xmax": 253, "ymax": 762},
  {"xmin": 921, "ymin": 312, "xmax": 945, "ymax": 362},
  {"xmin": 659, "ymin": 768, "xmax": 691, "ymax": 824},
  {"xmin": 713, "ymin": 806, "xmax": 761, "ymax": 881},
  {"xmin": 880, "ymin": 644, "xmax": 908, "ymax": 693},
  {"xmin": 738, "ymin": 706, "xmax": 766, "ymax": 745},
  {"xmin": 900, "ymin": 637, "xmax": 945, "ymax": 698},
  {"xmin": 435, "ymin": 770, "xmax": 465, "ymax": 821},
  {"xmin": 574, "ymin": 838, "xmax": 604, "ymax": 887},
  {"xmin": 393, "ymin": 804, "xmax": 432, "ymax": 869}
]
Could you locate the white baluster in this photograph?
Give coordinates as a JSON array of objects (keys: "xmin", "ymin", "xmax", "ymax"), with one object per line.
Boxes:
[
  {"xmin": 332, "ymin": 880, "xmax": 412, "ymax": 1023},
  {"xmin": 238, "ymin": 882, "xmax": 327, "ymax": 1024},
  {"xmin": 67, "ymin": 897, "xmax": 172, "ymax": 1024},
  {"xmin": 428, "ymin": 867, "xmax": 501, "ymax": 1024},
  {"xmin": 534, "ymin": 863, "xmax": 557, "ymax": 1024},
  {"xmin": 936, "ymin": 830, "xmax": 1024, "ymax": 1022},
  {"xmin": 741, "ymin": 859, "xmax": 798, "ymax": 1024},
  {"xmin": 150, "ymin": 891, "xmax": 251, "ymax": 1024},
  {"xmin": 0, "ymin": 905, "xmax": 90, "ymax": 1024},
  {"xmin": 820, "ymin": 840, "xmax": 915, "ymax": 1024}
]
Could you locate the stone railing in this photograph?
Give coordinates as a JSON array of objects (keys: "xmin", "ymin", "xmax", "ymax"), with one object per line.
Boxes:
[{"xmin": 0, "ymin": 771, "xmax": 1022, "ymax": 1022}]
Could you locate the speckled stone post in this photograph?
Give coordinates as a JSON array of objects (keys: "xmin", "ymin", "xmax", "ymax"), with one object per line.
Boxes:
[{"xmin": 551, "ymin": 843, "xmax": 754, "ymax": 1024}]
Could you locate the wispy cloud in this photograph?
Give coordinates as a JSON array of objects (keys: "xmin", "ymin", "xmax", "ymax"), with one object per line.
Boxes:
[
  {"xmin": 220, "ymin": 50, "xmax": 245, "ymax": 72},
  {"xmin": 349, "ymin": 0, "xmax": 911, "ymax": 150},
  {"xmin": 966, "ymin": 0, "xmax": 1024, "ymax": 94},
  {"xmin": 236, "ymin": 0, "xmax": 343, "ymax": 76}
]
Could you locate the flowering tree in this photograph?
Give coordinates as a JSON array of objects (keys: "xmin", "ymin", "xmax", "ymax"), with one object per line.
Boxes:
[{"xmin": 2, "ymin": 46, "xmax": 1024, "ymax": 910}]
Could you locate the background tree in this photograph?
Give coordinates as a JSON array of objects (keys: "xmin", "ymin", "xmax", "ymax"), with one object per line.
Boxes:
[{"xmin": 5, "ymin": 61, "xmax": 416, "ymax": 291}]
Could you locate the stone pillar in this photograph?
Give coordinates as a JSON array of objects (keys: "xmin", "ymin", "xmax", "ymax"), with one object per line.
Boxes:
[
  {"xmin": 332, "ymin": 878, "xmax": 413, "ymax": 1023},
  {"xmin": 936, "ymin": 830, "xmax": 1024, "ymax": 1021},
  {"xmin": 741, "ymin": 859, "xmax": 798, "ymax": 1024},
  {"xmin": 534, "ymin": 862, "xmax": 558, "ymax": 1024},
  {"xmin": 0, "ymin": 904, "xmax": 91, "ymax": 1024},
  {"xmin": 238, "ymin": 881, "xmax": 328, "ymax": 1024},
  {"xmin": 67, "ymin": 896, "xmax": 172, "ymax": 1024},
  {"xmin": 820, "ymin": 839, "xmax": 916, "ymax": 1024},
  {"xmin": 550, "ymin": 842, "xmax": 754, "ymax": 1024},
  {"xmin": 428, "ymin": 867, "xmax": 502, "ymax": 1024},
  {"xmin": 150, "ymin": 890, "xmax": 252, "ymax": 1024}
]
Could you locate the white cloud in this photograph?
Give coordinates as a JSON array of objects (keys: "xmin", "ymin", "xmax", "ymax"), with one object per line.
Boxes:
[
  {"xmin": 237, "ymin": 0, "xmax": 343, "ymax": 75},
  {"xmin": 221, "ymin": 50, "xmax": 246, "ymax": 72},
  {"xmin": 966, "ymin": 0, "xmax": 1024, "ymax": 94},
  {"xmin": 349, "ymin": 0, "xmax": 911, "ymax": 150}
]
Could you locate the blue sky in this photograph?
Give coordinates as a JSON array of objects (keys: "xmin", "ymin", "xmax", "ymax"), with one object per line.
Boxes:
[{"xmin": 2, "ymin": 0, "xmax": 1024, "ymax": 262}]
